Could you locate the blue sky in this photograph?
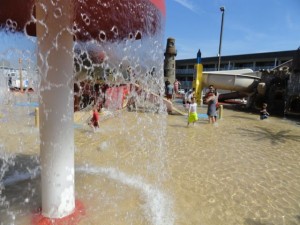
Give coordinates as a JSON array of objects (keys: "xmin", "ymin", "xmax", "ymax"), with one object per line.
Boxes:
[{"xmin": 165, "ymin": 0, "xmax": 300, "ymax": 59}]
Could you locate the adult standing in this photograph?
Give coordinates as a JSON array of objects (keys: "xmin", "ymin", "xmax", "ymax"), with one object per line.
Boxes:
[
  {"xmin": 173, "ymin": 79, "xmax": 181, "ymax": 94},
  {"xmin": 205, "ymin": 86, "xmax": 217, "ymax": 124},
  {"xmin": 205, "ymin": 85, "xmax": 219, "ymax": 120},
  {"xmin": 74, "ymin": 82, "xmax": 81, "ymax": 112}
]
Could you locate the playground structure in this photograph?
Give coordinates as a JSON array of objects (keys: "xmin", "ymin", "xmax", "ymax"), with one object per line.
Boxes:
[
  {"xmin": 254, "ymin": 53, "xmax": 300, "ymax": 116},
  {"xmin": 192, "ymin": 50, "xmax": 262, "ymax": 108},
  {"xmin": 192, "ymin": 48, "xmax": 300, "ymax": 116}
]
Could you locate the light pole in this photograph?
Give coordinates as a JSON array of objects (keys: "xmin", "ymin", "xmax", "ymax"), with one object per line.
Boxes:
[{"xmin": 218, "ymin": 6, "xmax": 225, "ymax": 71}]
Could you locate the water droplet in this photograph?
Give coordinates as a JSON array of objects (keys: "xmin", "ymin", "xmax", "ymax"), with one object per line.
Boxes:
[
  {"xmin": 111, "ymin": 26, "xmax": 118, "ymax": 36},
  {"xmin": 51, "ymin": 0, "xmax": 59, "ymax": 6},
  {"xmin": 54, "ymin": 7, "xmax": 62, "ymax": 18},
  {"xmin": 81, "ymin": 13, "xmax": 90, "ymax": 26},
  {"xmin": 5, "ymin": 19, "xmax": 17, "ymax": 33},
  {"xmin": 6, "ymin": 19, "xmax": 12, "ymax": 27},
  {"xmin": 98, "ymin": 31, "xmax": 106, "ymax": 42},
  {"xmin": 12, "ymin": 21, "xmax": 17, "ymax": 30},
  {"xmin": 72, "ymin": 23, "xmax": 79, "ymax": 33},
  {"xmin": 85, "ymin": 18, "xmax": 90, "ymax": 26},
  {"xmin": 36, "ymin": 2, "xmax": 48, "ymax": 21},
  {"xmin": 81, "ymin": 13, "xmax": 87, "ymax": 21},
  {"xmin": 128, "ymin": 33, "xmax": 134, "ymax": 40},
  {"xmin": 135, "ymin": 31, "xmax": 142, "ymax": 40}
]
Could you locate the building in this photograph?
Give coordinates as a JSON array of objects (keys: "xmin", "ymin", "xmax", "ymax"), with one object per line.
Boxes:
[
  {"xmin": 0, "ymin": 66, "xmax": 35, "ymax": 90},
  {"xmin": 176, "ymin": 50, "xmax": 296, "ymax": 90}
]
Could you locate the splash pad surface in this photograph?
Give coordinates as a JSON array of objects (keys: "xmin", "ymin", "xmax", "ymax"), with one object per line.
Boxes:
[{"xmin": 1, "ymin": 96, "xmax": 300, "ymax": 225}]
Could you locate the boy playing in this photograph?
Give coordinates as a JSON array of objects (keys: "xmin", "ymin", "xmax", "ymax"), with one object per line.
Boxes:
[
  {"xmin": 260, "ymin": 103, "xmax": 270, "ymax": 120},
  {"xmin": 89, "ymin": 106, "xmax": 100, "ymax": 132}
]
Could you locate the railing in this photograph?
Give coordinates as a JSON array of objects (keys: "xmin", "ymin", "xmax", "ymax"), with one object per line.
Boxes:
[
  {"xmin": 176, "ymin": 69, "xmax": 195, "ymax": 74},
  {"xmin": 233, "ymin": 66, "xmax": 274, "ymax": 71},
  {"xmin": 176, "ymin": 65, "xmax": 276, "ymax": 74}
]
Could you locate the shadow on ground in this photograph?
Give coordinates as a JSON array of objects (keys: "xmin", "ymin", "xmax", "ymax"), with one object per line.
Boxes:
[{"xmin": 238, "ymin": 126, "xmax": 300, "ymax": 145}]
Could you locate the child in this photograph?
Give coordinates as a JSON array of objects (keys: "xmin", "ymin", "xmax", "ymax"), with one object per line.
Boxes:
[
  {"xmin": 187, "ymin": 97, "xmax": 198, "ymax": 126},
  {"xmin": 165, "ymin": 80, "xmax": 173, "ymax": 101},
  {"xmin": 89, "ymin": 106, "xmax": 100, "ymax": 132},
  {"xmin": 260, "ymin": 103, "xmax": 270, "ymax": 120}
]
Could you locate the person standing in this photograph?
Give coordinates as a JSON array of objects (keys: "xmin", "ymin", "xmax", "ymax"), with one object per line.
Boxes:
[
  {"xmin": 165, "ymin": 80, "xmax": 173, "ymax": 101},
  {"xmin": 89, "ymin": 106, "xmax": 100, "ymax": 132},
  {"xmin": 8, "ymin": 77, "xmax": 12, "ymax": 88},
  {"xmin": 74, "ymin": 82, "xmax": 81, "ymax": 112},
  {"xmin": 173, "ymin": 79, "xmax": 181, "ymax": 94},
  {"xmin": 205, "ymin": 87, "xmax": 217, "ymax": 124},
  {"xmin": 205, "ymin": 85, "xmax": 219, "ymax": 121},
  {"xmin": 187, "ymin": 97, "xmax": 198, "ymax": 126},
  {"xmin": 183, "ymin": 89, "xmax": 191, "ymax": 106},
  {"xmin": 165, "ymin": 79, "xmax": 169, "ymax": 91}
]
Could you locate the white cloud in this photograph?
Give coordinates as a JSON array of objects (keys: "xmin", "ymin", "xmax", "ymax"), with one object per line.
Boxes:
[{"xmin": 173, "ymin": 0, "xmax": 198, "ymax": 13}]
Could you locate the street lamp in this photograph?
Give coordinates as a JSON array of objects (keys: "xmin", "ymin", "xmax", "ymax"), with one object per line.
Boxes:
[{"xmin": 218, "ymin": 6, "xmax": 225, "ymax": 71}]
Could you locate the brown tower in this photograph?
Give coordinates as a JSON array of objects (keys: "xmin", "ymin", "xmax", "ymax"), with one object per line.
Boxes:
[{"xmin": 164, "ymin": 37, "xmax": 177, "ymax": 83}]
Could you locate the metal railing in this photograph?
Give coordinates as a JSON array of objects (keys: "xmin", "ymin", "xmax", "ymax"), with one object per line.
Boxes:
[
  {"xmin": 176, "ymin": 68, "xmax": 195, "ymax": 74},
  {"xmin": 176, "ymin": 66, "xmax": 276, "ymax": 75}
]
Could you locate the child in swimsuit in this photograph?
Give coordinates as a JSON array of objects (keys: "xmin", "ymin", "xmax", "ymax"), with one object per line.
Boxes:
[
  {"xmin": 89, "ymin": 107, "xmax": 99, "ymax": 132},
  {"xmin": 187, "ymin": 97, "xmax": 198, "ymax": 126},
  {"xmin": 260, "ymin": 103, "xmax": 270, "ymax": 120}
]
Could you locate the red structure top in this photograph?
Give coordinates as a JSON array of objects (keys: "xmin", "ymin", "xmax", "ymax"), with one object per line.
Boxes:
[
  {"xmin": 150, "ymin": 0, "xmax": 166, "ymax": 16},
  {"xmin": 0, "ymin": 0, "xmax": 165, "ymax": 41}
]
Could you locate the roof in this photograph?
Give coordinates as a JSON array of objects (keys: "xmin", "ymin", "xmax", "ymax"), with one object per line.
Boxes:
[{"xmin": 176, "ymin": 50, "xmax": 298, "ymax": 64}]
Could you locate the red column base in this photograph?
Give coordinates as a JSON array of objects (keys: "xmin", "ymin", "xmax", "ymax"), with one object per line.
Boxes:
[{"xmin": 32, "ymin": 200, "xmax": 85, "ymax": 225}]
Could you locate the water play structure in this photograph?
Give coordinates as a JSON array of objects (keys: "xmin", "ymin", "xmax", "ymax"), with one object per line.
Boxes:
[
  {"xmin": 201, "ymin": 69, "xmax": 261, "ymax": 108},
  {"xmin": 191, "ymin": 49, "xmax": 261, "ymax": 108},
  {"xmin": 255, "ymin": 58, "xmax": 300, "ymax": 116},
  {"xmin": 192, "ymin": 48, "xmax": 300, "ymax": 116},
  {"xmin": 202, "ymin": 69, "xmax": 261, "ymax": 93},
  {"xmin": 0, "ymin": 0, "xmax": 166, "ymax": 222}
]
